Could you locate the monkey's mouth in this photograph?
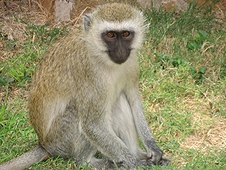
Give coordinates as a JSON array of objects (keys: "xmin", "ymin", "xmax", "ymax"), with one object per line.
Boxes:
[{"xmin": 108, "ymin": 50, "xmax": 131, "ymax": 64}]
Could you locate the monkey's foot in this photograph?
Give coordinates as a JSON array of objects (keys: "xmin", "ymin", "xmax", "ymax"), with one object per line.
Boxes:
[
  {"xmin": 145, "ymin": 156, "xmax": 170, "ymax": 167},
  {"xmin": 158, "ymin": 156, "xmax": 170, "ymax": 166}
]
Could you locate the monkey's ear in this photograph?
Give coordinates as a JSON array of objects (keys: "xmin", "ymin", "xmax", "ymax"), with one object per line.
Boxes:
[{"xmin": 83, "ymin": 14, "xmax": 93, "ymax": 32}]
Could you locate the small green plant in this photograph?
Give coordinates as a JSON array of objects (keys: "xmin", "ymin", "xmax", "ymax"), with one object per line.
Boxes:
[
  {"xmin": 187, "ymin": 30, "xmax": 214, "ymax": 50},
  {"xmin": 190, "ymin": 65, "xmax": 207, "ymax": 83},
  {"xmin": 0, "ymin": 75, "xmax": 14, "ymax": 86},
  {"xmin": 154, "ymin": 53, "xmax": 187, "ymax": 69}
]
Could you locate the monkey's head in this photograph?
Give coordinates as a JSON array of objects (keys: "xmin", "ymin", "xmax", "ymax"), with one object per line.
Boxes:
[{"xmin": 83, "ymin": 3, "xmax": 146, "ymax": 65}]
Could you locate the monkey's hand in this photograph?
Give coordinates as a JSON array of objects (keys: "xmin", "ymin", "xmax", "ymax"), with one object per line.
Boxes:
[
  {"xmin": 158, "ymin": 156, "xmax": 171, "ymax": 166},
  {"xmin": 146, "ymin": 149, "xmax": 170, "ymax": 166},
  {"xmin": 146, "ymin": 141, "xmax": 170, "ymax": 166}
]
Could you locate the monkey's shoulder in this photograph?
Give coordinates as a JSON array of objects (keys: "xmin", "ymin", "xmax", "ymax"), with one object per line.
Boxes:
[
  {"xmin": 31, "ymin": 30, "xmax": 90, "ymax": 87},
  {"xmin": 37, "ymin": 31, "xmax": 87, "ymax": 66}
]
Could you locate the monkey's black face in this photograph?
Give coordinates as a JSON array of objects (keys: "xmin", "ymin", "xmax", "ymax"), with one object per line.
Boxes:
[{"xmin": 101, "ymin": 30, "xmax": 134, "ymax": 64}]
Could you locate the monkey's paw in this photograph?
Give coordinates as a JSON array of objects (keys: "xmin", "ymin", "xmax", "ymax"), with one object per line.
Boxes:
[
  {"xmin": 146, "ymin": 155, "xmax": 170, "ymax": 166},
  {"xmin": 158, "ymin": 156, "xmax": 170, "ymax": 166},
  {"xmin": 146, "ymin": 146, "xmax": 170, "ymax": 166}
]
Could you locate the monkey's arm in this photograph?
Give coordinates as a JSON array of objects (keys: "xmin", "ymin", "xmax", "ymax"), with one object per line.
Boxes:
[
  {"xmin": 127, "ymin": 90, "xmax": 170, "ymax": 165},
  {"xmin": 81, "ymin": 113, "xmax": 144, "ymax": 168}
]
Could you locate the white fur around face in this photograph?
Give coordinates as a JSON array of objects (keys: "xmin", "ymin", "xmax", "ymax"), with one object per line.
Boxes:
[{"xmin": 83, "ymin": 12, "xmax": 146, "ymax": 68}]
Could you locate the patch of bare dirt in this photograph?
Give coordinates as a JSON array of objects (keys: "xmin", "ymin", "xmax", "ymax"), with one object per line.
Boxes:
[{"xmin": 0, "ymin": 1, "xmax": 48, "ymax": 61}]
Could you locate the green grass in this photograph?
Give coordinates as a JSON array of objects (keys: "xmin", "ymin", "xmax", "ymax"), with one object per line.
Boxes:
[{"xmin": 0, "ymin": 3, "xmax": 226, "ymax": 170}]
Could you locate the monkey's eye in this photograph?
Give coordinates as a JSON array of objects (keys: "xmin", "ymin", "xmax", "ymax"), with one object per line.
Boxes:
[
  {"xmin": 106, "ymin": 32, "xmax": 115, "ymax": 38},
  {"xmin": 122, "ymin": 31, "xmax": 130, "ymax": 37}
]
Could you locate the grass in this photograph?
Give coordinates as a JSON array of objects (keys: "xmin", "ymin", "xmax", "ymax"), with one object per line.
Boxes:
[{"xmin": 0, "ymin": 2, "xmax": 226, "ymax": 170}]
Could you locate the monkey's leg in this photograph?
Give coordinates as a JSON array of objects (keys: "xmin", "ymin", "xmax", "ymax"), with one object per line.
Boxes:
[
  {"xmin": 111, "ymin": 93, "xmax": 146, "ymax": 160},
  {"xmin": 45, "ymin": 118, "xmax": 114, "ymax": 169},
  {"xmin": 41, "ymin": 104, "xmax": 97, "ymax": 166},
  {"xmin": 81, "ymin": 112, "xmax": 143, "ymax": 168}
]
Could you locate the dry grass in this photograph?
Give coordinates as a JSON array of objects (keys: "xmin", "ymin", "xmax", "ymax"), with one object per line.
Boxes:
[
  {"xmin": 180, "ymin": 97, "xmax": 226, "ymax": 150},
  {"xmin": 0, "ymin": 1, "xmax": 47, "ymax": 61},
  {"xmin": 142, "ymin": 36, "xmax": 226, "ymax": 155}
]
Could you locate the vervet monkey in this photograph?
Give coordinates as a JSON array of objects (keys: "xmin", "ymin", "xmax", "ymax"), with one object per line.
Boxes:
[{"xmin": 0, "ymin": 3, "xmax": 170, "ymax": 170}]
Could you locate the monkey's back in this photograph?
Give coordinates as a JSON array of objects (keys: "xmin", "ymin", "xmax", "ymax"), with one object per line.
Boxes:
[{"xmin": 28, "ymin": 29, "xmax": 94, "ymax": 144}]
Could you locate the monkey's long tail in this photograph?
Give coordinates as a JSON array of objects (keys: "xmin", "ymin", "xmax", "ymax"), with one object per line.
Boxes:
[{"xmin": 0, "ymin": 145, "xmax": 49, "ymax": 170}]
